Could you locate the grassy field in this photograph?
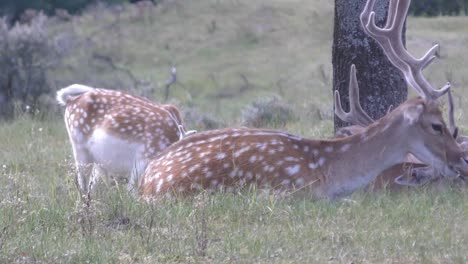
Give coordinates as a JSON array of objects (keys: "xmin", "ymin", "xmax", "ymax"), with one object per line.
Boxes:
[{"xmin": 1, "ymin": 0, "xmax": 468, "ymax": 262}]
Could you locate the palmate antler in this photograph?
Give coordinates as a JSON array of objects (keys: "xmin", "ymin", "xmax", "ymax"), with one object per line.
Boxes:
[
  {"xmin": 337, "ymin": 0, "xmax": 465, "ymax": 188},
  {"xmin": 360, "ymin": 0, "xmax": 451, "ymax": 102}
]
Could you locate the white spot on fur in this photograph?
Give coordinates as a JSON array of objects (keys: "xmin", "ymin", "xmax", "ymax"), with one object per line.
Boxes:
[
  {"xmin": 295, "ymin": 177, "xmax": 305, "ymax": 187},
  {"xmin": 249, "ymin": 155, "xmax": 257, "ymax": 163},
  {"xmin": 156, "ymin": 179, "xmax": 164, "ymax": 193},
  {"xmin": 312, "ymin": 149, "xmax": 319, "ymax": 156},
  {"xmin": 284, "ymin": 156, "xmax": 299, "ymax": 162},
  {"xmin": 318, "ymin": 157, "xmax": 326, "ymax": 167},
  {"xmin": 340, "ymin": 144, "xmax": 351, "ymax": 153},
  {"xmin": 285, "ymin": 164, "xmax": 301, "ymax": 175},
  {"xmin": 233, "ymin": 146, "xmax": 251, "ymax": 158},
  {"xmin": 228, "ymin": 170, "xmax": 237, "ymax": 178},
  {"xmin": 308, "ymin": 162, "xmax": 318, "ymax": 169}
]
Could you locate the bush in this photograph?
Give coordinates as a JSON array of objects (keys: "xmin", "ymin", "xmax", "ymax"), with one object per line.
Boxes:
[
  {"xmin": 181, "ymin": 106, "xmax": 223, "ymax": 131},
  {"xmin": 241, "ymin": 95, "xmax": 296, "ymax": 128},
  {"xmin": 409, "ymin": 0, "xmax": 467, "ymax": 16},
  {"xmin": 0, "ymin": 13, "xmax": 62, "ymax": 119}
]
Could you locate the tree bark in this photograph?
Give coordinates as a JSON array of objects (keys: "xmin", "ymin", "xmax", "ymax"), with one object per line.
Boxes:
[{"xmin": 332, "ymin": 0, "xmax": 407, "ymax": 130}]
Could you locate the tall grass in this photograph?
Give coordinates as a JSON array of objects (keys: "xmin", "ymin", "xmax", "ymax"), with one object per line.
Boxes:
[{"xmin": 0, "ymin": 114, "xmax": 466, "ymax": 263}]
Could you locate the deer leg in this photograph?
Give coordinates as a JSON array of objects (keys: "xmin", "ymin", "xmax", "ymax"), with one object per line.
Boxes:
[
  {"xmin": 127, "ymin": 159, "xmax": 148, "ymax": 194},
  {"xmin": 71, "ymin": 145, "xmax": 94, "ymax": 199},
  {"xmin": 88, "ymin": 163, "xmax": 109, "ymax": 194}
]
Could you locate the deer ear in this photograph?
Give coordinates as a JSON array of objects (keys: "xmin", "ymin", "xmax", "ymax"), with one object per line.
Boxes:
[
  {"xmin": 394, "ymin": 167, "xmax": 433, "ymax": 187},
  {"xmin": 459, "ymin": 141, "xmax": 468, "ymax": 150},
  {"xmin": 403, "ymin": 104, "xmax": 424, "ymax": 125}
]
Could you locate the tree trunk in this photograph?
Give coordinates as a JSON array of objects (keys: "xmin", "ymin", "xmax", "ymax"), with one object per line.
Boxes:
[{"xmin": 332, "ymin": 0, "xmax": 407, "ymax": 130}]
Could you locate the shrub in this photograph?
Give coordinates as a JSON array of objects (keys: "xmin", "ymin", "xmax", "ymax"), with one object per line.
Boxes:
[
  {"xmin": 181, "ymin": 106, "xmax": 223, "ymax": 131},
  {"xmin": 241, "ymin": 95, "xmax": 296, "ymax": 128},
  {"xmin": 0, "ymin": 13, "xmax": 62, "ymax": 119}
]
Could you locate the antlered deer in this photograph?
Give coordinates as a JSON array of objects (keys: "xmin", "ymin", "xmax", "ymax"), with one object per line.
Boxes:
[
  {"xmin": 137, "ymin": 0, "xmax": 468, "ymax": 199},
  {"xmin": 334, "ymin": 65, "xmax": 428, "ymax": 191},
  {"xmin": 402, "ymin": 90, "xmax": 467, "ymax": 187},
  {"xmin": 334, "ymin": 66, "xmax": 466, "ymax": 191},
  {"xmin": 57, "ymin": 84, "xmax": 195, "ymax": 198},
  {"xmin": 335, "ymin": 0, "xmax": 468, "ymax": 189}
]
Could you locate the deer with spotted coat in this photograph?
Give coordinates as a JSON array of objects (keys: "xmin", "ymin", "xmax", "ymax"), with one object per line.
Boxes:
[
  {"xmin": 57, "ymin": 84, "xmax": 195, "ymax": 198},
  {"xmin": 335, "ymin": 0, "xmax": 468, "ymax": 189},
  {"xmin": 334, "ymin": 66, "xmax": 466, "ymax": 191},
  {"xmin": 334, "ymin": 64, "xmax": 428, "ymax": 191},
  {"xmin": 136, "ymin": 0, "xmax": 468, "ymax": 200}
]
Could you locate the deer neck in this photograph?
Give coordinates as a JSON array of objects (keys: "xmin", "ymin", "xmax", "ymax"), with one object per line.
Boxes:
[{"xmin": 318, "ymin": 114, "xmax": 407, "ymax": 197}]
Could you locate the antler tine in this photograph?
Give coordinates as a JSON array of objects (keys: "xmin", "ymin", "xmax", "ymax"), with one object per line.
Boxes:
[
  {"xmin": 334, "ymin": 65, "xmax": 375, "ymax": 126},
  {"xmin": 360, "ymin": 0, "xmax": 450, "ymax": 101},
  {"xmin": 387, "ymin": 104, "xmax": 394, "ymax": 114},
  {"xmin": 348, "ymin": 64, "xmax": 374, "ymax": 125},
  {"xmin": 447, "ymin": 88, "xmax": 458, "ymax": 137}
]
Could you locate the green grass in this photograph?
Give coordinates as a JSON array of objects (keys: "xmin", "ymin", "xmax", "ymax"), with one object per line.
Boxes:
[
  {"xmin": 1, "ymin": 0, "xmax": 468, "ymax": 262},
  {"xmin": 0, "ymin": 115, "xmax": 467, "ymax": 263},
  {"xmin": 0, "ymin": 122, "xmax": 468, "ymax": 263}
]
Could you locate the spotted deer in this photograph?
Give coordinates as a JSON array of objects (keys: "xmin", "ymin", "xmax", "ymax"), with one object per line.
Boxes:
[
  {"xmin": 406, "ymin": 90, "xmax": 467, "ymax": 186},
  {"xmin": 334, "ymin": 65, "xmax": 429, "ymax": 191},
  {"xmin": 334, "ymin": 66, "xmax": 467, "ymax": 190},
  {"xmin": 136, "ymin": 0, "xmax": 468, "ymax": 200},
  {"xmin": 335, "ymin": 0, "xmax": 468, "ymax": 189},
  {"xmin": 57, "ymin": 84, "xmax": 196, "ymax": 197}
]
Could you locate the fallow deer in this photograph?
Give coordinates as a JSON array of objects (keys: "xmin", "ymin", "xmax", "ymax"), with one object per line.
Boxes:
[
  {"xmin": 405, "ymin": 90, "xmax": 467, "ymax": 186},
  {"xmin": 137, "ymin": 0, "xmax": 468, "ymax": 199},
  {"xmin": 336, "ymin": 73, "xmax": 467, "ymax": 191},
  {"xmin": 336, "ymin": 0, "xmax": 468, "ymax": 189},
  {"xmin": 334, "ymin": 65, "xmax": 429, "ymax": 191},
  {"xmin": 57, "ymin": 84, "xmax": 195, "ymax": 198}
]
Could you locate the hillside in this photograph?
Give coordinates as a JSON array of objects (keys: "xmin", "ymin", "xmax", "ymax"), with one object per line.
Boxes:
[{"xmin": 46, "ymin": 0, "xmax": 468, "ymax": 132}]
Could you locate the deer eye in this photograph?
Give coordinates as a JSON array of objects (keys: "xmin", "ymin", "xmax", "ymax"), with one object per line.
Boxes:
[{"xmin": 431, "ymin": 123, "xmax": 443, "ymax": 134}]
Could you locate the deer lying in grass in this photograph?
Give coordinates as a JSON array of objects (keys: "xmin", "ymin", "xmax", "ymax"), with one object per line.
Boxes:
[
  {"xmin": 334, "ymin": 66, "xmax": 466, "ymax": 191},
  {"xmin": 334, "ymin": 0, "xmax": 468, "ymax": 190},
  {"xmin": 403, "ymin": 90, "xmax": 467, "ymax": 187},
  {"xmin": 57, "ymin": 84, "xmax": 195, "ymax": 199},
  {"xmin": 137, "ymin": 0, "xmax": 468, "ymax": 200},
  {"xmin": 334, "ymin": 65, "xmax": 427, "ymax": 191}
]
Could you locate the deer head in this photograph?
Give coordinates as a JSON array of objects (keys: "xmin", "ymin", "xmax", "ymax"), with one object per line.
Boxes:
[{"xmin": 402, "ymin": 90, "xmax": 468, "ymax": 186}]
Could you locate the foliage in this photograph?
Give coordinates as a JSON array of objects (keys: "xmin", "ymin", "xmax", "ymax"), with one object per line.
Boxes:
[
  {"xmin": 409, "ymin": 0, "xmax": 468, "ymax": 16},
  {"xmin": 241, "ymin": 96, "xmax": 297, "ymax": 128},
  {"xmin": 181, "ymin": 106, "xmax": 223, "ymax": 131},
  {"xmin": 0, "ymin": 0, "xmax": 130, "ymax": 23},
  {"xmin": 0, "ymin": 14, "xmax": 63, "ymax": 119}
]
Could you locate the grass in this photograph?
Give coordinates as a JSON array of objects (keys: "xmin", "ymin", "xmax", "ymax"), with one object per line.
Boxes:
[
  {"xmin": 0, "ymin": 125, "xmax": 468, "ymax": 263},
  {"xmin": 1, "ymin": 0, "xmax": 468, "ymax": 262},
  {"xmin": 0, "ymin": 115, "xmax": 467, "ymax": 263}
]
